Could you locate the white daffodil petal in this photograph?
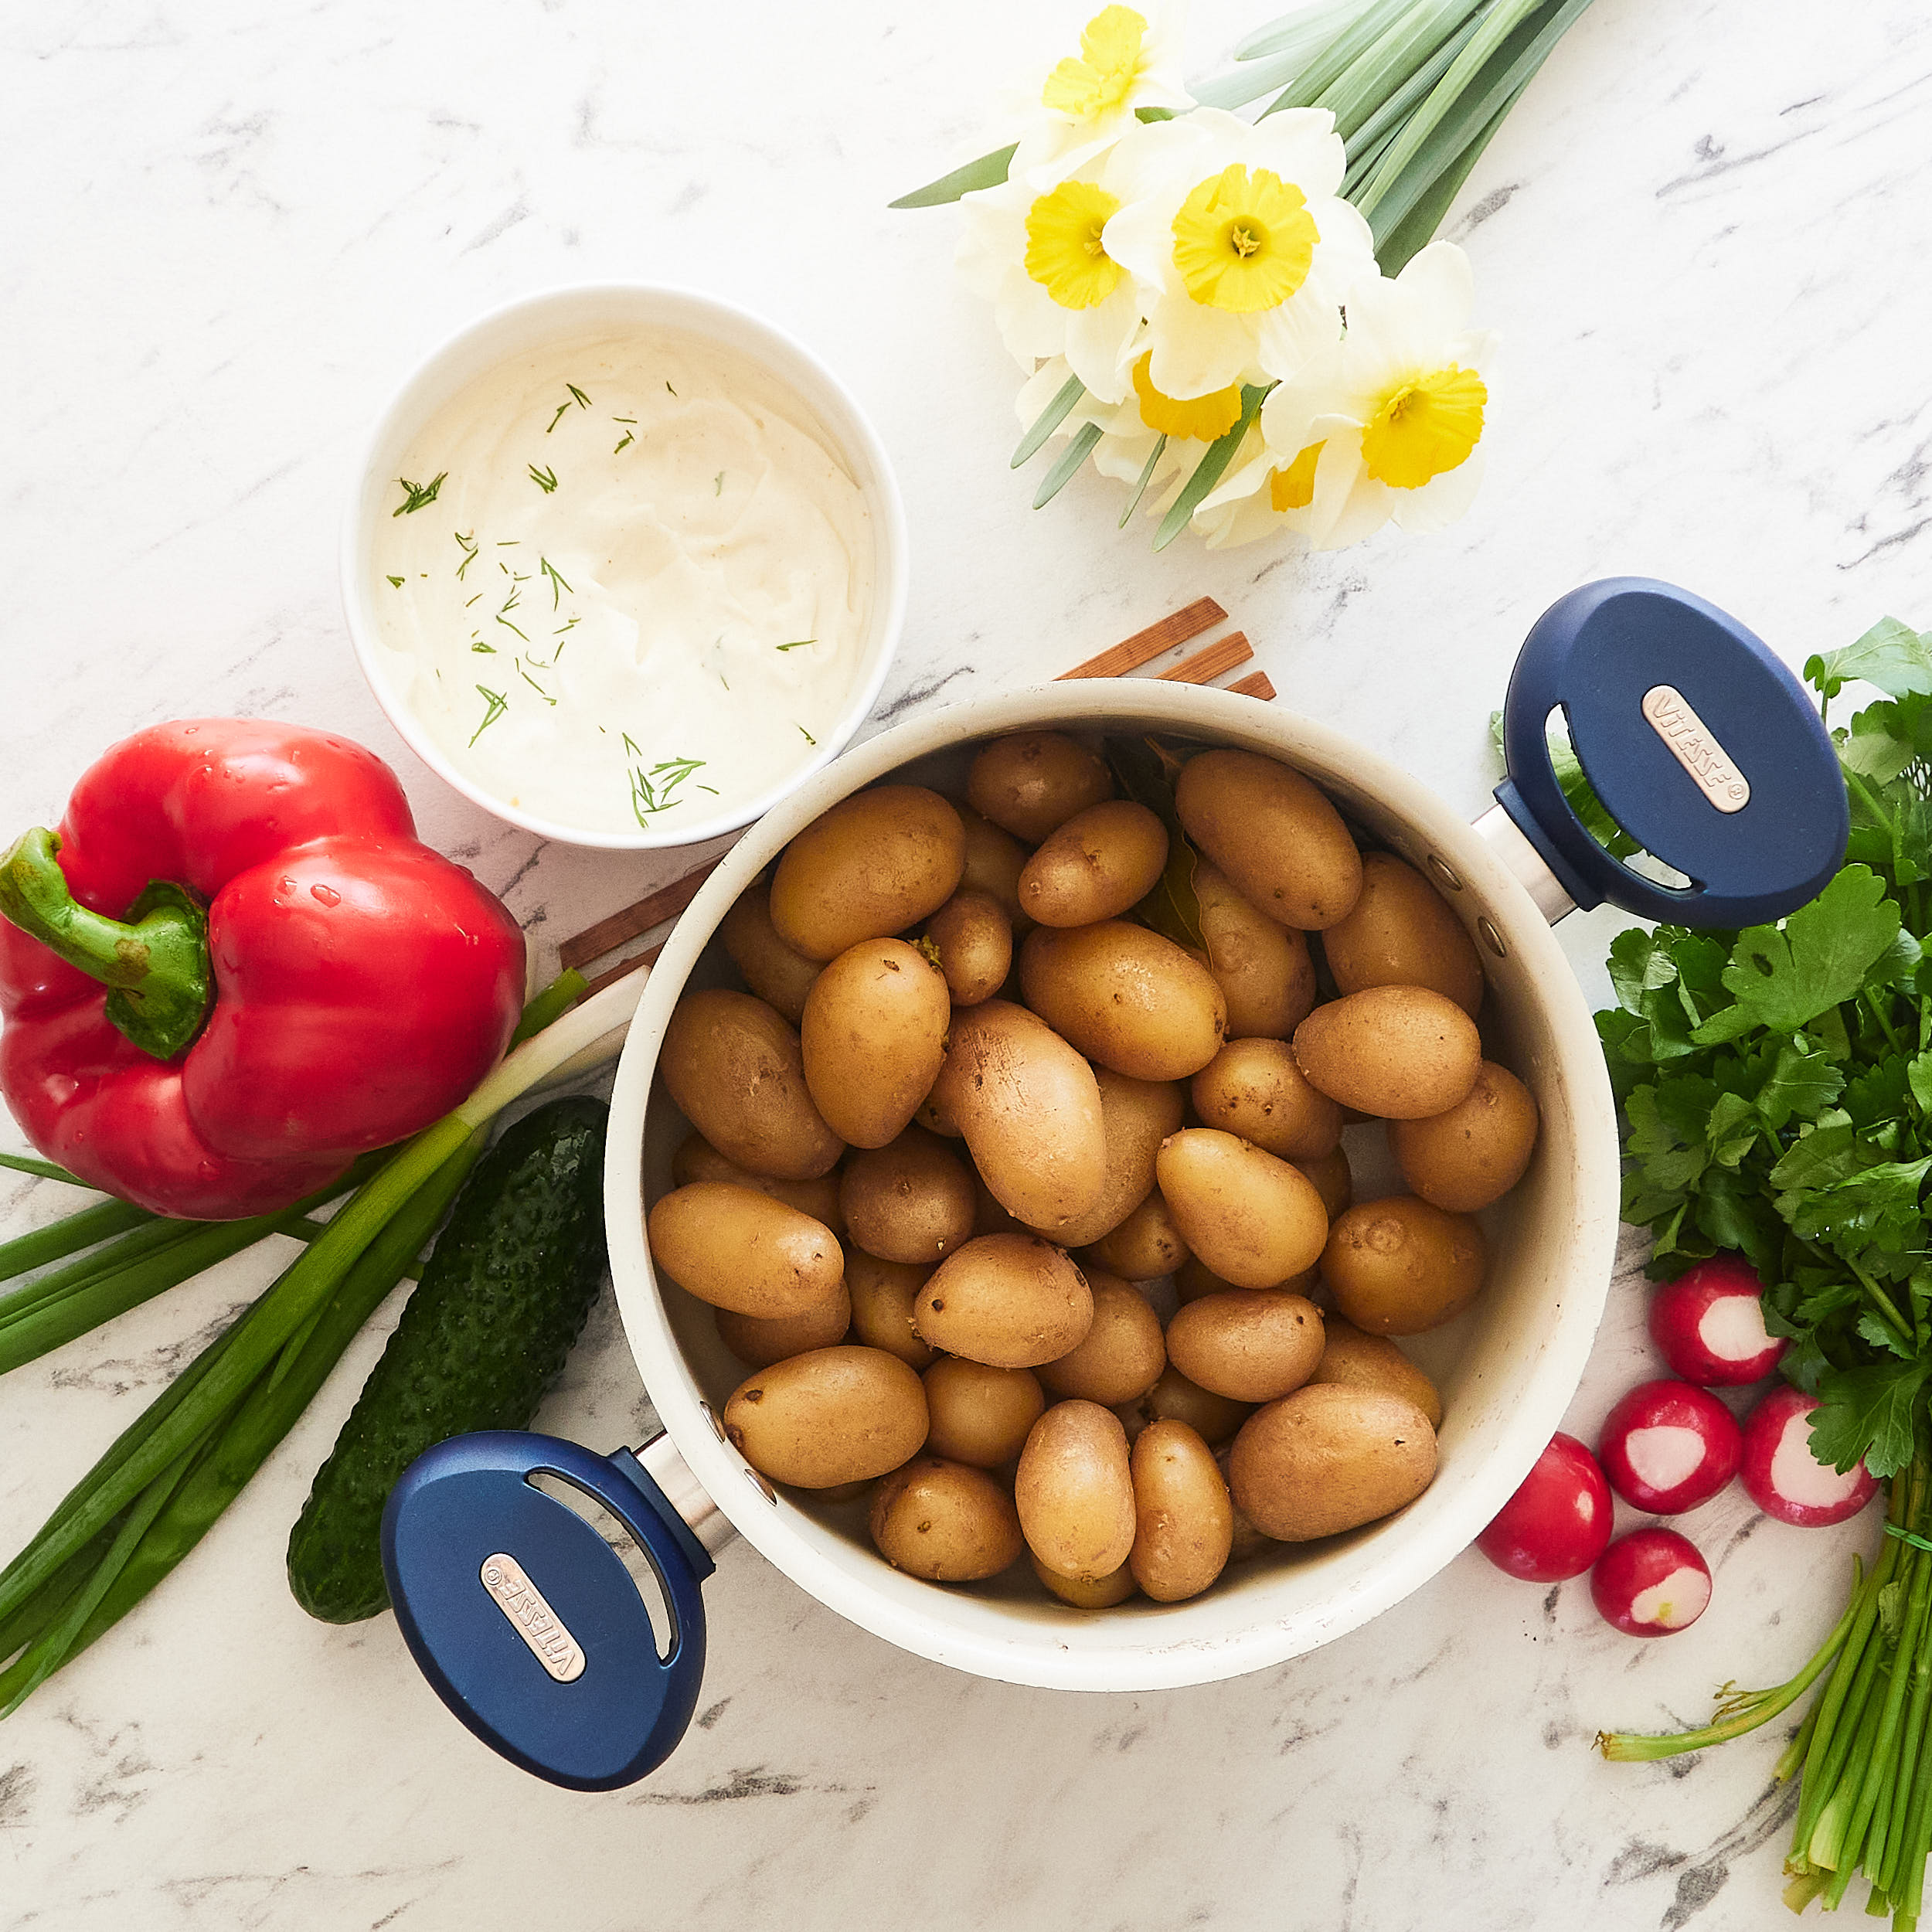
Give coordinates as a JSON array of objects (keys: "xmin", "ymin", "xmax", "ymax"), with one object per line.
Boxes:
[
  {"xmin": 1390, "ymin": 446, "xmax": 1486, "ymax": 534},
  {"xmin": 1393, "ymin": 241, "xmax": 1476, "ymax": 335},
  {"xmin": 1305, "ymin": 421, "xmax": 1393, "ymax": 550},
  {"xmin": 1258, "ymin": 345, "xmax": 1346, "ymax": 459},
  {"xmin": 1063, "ymin": 285, "xmax": 1141, "ymax": 403},
  {"xmin": 1145, "ymin": 290, "xmax": 1259, "ymax": 398},
  {"xmin": 1245, "ymin": 107, "xmax": 1349, "ymax": 200}
]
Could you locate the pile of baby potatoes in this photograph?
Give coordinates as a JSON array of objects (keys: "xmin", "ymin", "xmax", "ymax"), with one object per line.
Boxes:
[{"xmin": 645, "ymin": 730, "xmax": 1541, "ymax": 1609}]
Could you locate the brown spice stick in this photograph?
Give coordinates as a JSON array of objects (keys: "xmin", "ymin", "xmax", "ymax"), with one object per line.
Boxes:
[
  {"xmin": 579, "ymin": 942, "xmax": 665, "ymax": 1001},
  {"xmin": 1157, "ymin": 631, "xmax": 1253, "ymax": 685},
  {"xmin": 557, "ymin": 857, "xmax": 725, "ymax": 972},
  {"xmin": 1227, "ymin": 669, "xmax": 1277, "ymax": 701},
  {"xmin": 1057, "ymin": 596, "xmax": 1226, "ymax": 680}
]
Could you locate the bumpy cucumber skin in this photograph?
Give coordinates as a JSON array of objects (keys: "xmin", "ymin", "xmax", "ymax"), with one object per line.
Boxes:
[{"xmin": 287, "ymin": 1096, "xmax": 609, "ymax": 1624}]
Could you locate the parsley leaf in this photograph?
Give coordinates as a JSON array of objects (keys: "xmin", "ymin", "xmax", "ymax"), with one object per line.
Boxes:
[
  {"xmin": 1722, "ymin": 866, "xmax": 1900, "ymax": 1032},
  {"xmin": 1810, "ymin": 1359, "xmax": 1930, "ymax": 1478}
]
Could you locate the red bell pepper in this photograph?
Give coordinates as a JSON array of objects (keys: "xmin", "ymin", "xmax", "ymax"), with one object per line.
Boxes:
[{"xmin": 0, "ymin": 719, "xmax": 526, "ymax": 1219}]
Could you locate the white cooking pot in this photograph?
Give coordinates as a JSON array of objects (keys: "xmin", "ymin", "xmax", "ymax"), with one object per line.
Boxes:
[{"xmin": 379, "ymin": 580, "xmax": 1847, "ymax": 1790}]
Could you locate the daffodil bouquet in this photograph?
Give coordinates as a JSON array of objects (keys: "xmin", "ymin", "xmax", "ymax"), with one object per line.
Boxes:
[{"xmin": 896, "ymin": 0, "xmax": 1596, "ymax": 550}]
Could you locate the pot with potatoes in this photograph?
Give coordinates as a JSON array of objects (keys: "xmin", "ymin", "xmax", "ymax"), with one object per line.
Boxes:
[{"xmin": 378, "ymin": 580, "xmax": 1849, "ymax": 1790}]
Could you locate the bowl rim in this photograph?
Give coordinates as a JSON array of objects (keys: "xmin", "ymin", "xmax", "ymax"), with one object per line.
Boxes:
[
  {"xmin": 338, "ymin": 279, "xmax": 909, "ymax": 852},
  {"xmin": 604, "ymin": 680, "xmax": 1621, "ymax": 1691}
]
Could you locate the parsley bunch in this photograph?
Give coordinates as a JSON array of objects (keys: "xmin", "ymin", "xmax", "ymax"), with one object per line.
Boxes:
[
  {"xmin": 1597, "ymin": 617, "xmax": 1932, "ymax": 1924},
  {"xmin": 1600, "ymin": 617, "xmax": 1932, "ymax": 1481}
]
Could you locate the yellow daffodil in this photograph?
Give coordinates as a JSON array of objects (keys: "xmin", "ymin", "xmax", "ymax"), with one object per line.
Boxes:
[
  {"xmin": 1102, "ymin": 108, "xmax": 1375, "ymax": 401},
  {"xmin": 1212, "ymin": 242, "xmax": 1495, "ymax": 551},
  {"xmin": 1130, "ymin": 352, "xmax": 1242, "ymax": 439},
  {"xmin": 958, "ymin": 154, "xmax": 1146, "ymax": 403},
  {"xmin": 1024, "ymin": 180, "xmax": 1125, "ymax": 308},
  {"xmin": 1009, "ymin": 3, "xmax": 1192, "ymax": 192}
]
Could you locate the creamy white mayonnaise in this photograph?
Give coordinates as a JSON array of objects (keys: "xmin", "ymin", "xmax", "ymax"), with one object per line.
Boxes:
[{"xmin": 372, "ymin": 330, "xmax": 873, "ymax": 837}]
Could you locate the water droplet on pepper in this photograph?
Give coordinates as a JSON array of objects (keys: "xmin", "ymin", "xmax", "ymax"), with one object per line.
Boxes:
[{"xmin": 310, "ymin": 883, "xmax": 342, "ymax": 907}]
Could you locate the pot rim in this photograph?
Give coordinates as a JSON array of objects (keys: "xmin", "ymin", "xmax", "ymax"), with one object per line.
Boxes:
[{"xmin": 604, "ymin": 679, "xmax": 1620, "ymax": 1691}]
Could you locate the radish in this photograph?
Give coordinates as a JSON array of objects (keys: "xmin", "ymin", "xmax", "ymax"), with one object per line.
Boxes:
[
  {"xmin": 1648, "ymin": 1256, "xmax": 1786, "ymax": 1386},
  {"xmin": 1599, "ymin": 1378, "xmax": 1741, "ymax": 1514},
  {"xmin": 1475, "ymin": 1432, "xmax": 1614, "ymax": 1581},
  {"xmin": 1591, "ymin": 1527, "xmax": 1712, "ymax": 1636},
  {"xmin": 1740, "ymin": 1386, "xmax": 1879, "ymax": 1527}
]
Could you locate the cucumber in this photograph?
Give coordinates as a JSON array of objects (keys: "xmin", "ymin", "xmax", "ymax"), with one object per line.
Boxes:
[{"xmin": 286, "ymin": 1096, "xmax": 609, "ymax": 1624}]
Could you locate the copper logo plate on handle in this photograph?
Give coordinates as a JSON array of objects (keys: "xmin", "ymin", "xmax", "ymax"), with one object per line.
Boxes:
[
  {"xmin": 481, "ymin": 1552, "xmax": 586, "ymax": 1683},
  {"xmin": 1641, "ymin": 685, "xmax": 1750, "ymax": 813}
]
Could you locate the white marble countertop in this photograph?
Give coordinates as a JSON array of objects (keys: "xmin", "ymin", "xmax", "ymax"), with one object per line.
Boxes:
[{"xmin": 6, "ymin": 2, "xmax": 1932, "ymax": 1926}]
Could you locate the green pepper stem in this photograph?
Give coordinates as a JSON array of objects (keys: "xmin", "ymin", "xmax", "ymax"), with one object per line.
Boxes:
[{"xmin": 0, "ymin": 829, "xmax": 211, "ymax": 1060}]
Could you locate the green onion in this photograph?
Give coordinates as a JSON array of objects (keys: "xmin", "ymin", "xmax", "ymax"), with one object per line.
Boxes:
[
  {"xmin": 0, "ymin": 966, "xmax": 638, "ymax": 1717},
  {"xmin": 0, "ymin": 1154, "xmax": 386, "ymax": 1376},
  {"xmin": 0, "ymin": 1197, "xmax": 159, "ymax": 1287}
]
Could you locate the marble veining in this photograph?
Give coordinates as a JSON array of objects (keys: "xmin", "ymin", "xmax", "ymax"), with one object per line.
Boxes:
[{"xmin": 6, "ymin": 1, "xmax": 1932, "ymax": 1926}]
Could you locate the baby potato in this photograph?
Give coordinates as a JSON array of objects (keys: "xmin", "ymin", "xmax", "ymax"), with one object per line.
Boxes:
[
  {"xmin": 930, "ymin": 1000, "xmax": 1107, "ymax": 1232},
  {"xmin": 723, "ymin": 1345, "xmax": 929, "ymax": 1488},
  {"xmin": 1015, "ymin": 1399, "xmax": 1137, "ymax": 1580},
  {"xmin": 1031, "ymin": 1551, "xmax": 1138, "ymax": 1607},
  {"xmin": 715, "ymin": 1282, "xmax": 852, "ymax": 1371},
  {"xmin": 1043, "ymin": 1067, "xmax": 1186, "ymax": 1251},
  {"xmin": 1155, "ymin": 1128, "xmax": 1328, "ymax": 1289},
  {"xmin": 647, "ymin": 1182, "xmax": 843, "ymax": 1319},
  {"xmin": 672, "ymin": 1132, "xmax": 845, "ymax": 1236},
  {"xmin": 1175, "ymin": 750, "xmax": 1362, "ymax": 930},
  {"xmin": 1019, "ymin": 800, "xmax": 1169, "ymax": 928},
  {"xmin": 956, "ymin": 804, "xmax": 1032, "ymax": 927},
  {"xmin": 923, "ymin": 1358, "xmax": 1047, "ymax": 1468},
  {"xmin": 1194, "ymin": 861, "xmax": 1318, "ymax": 1039},
  {"xmin": 846, "ymin": 1251, "xmax": 938, "ymax": 1369},
  {"xmin": 840, "ymin": 1126, "xmax": 977, "ymax": 1264},
  {"xmin": 1324, "ymin": 1196, "xmax": 1487, "ymax": 1335},
  {"xmin": 770, "ymin": 785, "xmax": 967, "ymax": 961},
  {"xmin": 967, "ymin": 731, "xmax": 1114, "ymax": 844},
  {"xmin": 1038, "ymin": 1271, "xmax": 1165, "ymax": 1405},
  {"xmin": 1229, "ymin": 1385, "xmax": 1437, "ymax": 1541},
  {"xmin": 972, "ymin": 1172, "xmax": 1027, "ymax": 1237},
  {"xmin": 801, "ymin": 938, "xmax": 951, "ymax": 1149},
  {"xmin": 1293, "ymin": 1145, "xmax": 1354, "ymax": 1223},
  {"xmin": 1128, "ymin": 1364, "xmax": 1254, "ymax": 1448},
  {"xmin": 923, "ymin": 889, "xmax": 1013, "ymax": 1005},
  {"xmin": 914, "ymin": 1233, "xmax": 1094, "ymax": 1367},
  {"xmin": 1128, "ymin": 1420, "xmax": 1233, "ymax": 1603},
  {"xmin": 719, "ymin": 884, "xmax": 821, "ymax": 1024},
  {"xmin": 1165, "ymin": 1290, "xmax": 1325, "ymax": 1404},
  {"xmin": 1083, "ymin": 1187, "xmax": 1189, "ymax": 1281},
  {"xmin": 1308, "ymin": 1315, "xmax": 1444, "ymax": 1428},
  {"xmin": 1019, "ymin": 922, "xmax": 1227, "ymax": 1080},
  {"xmin": 661, "ymin": 990, "xmax": 844, "ymax": 1181},
  {"xmin": 1322, "ymin": 852, "xmax": 1484, "ymax": 1018},
  {"xmin": 869, "ymin": 1458, "xmax": 1024, "ymax": 1582},
  {"xmin": 1217, "ymin": 1451, "xmax": 1274, "ymax": 1563},
  {"xmin": 1292, "ymin": 985, "xmax": 1482, "ymax": 1120},
  {"xmin": 1190, "ymin": 1037, "xmax": 1343, "ymax": 1161},
  {"xmin": 1389, "ymin": 1060, "xmax": 1539, "ymax": 1213}
]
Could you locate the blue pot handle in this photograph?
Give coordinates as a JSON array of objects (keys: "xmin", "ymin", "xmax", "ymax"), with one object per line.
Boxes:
[
  {"xmin": 382, "ymin": 1430, "xmax": 714, "ymax": 1792},
  {"xmin": 1495, "ymin": 578, "xmax": 1847, "ymax": 927}
]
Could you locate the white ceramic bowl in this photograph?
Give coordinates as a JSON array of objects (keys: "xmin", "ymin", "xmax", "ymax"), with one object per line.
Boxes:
[
  {"xmin": 604, "ymin": 679, "xmax": 1621, "ymax": 1693},
  {"xmin": 341, "ymin": 283, "xmax": 907, "ymax": 851}
]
